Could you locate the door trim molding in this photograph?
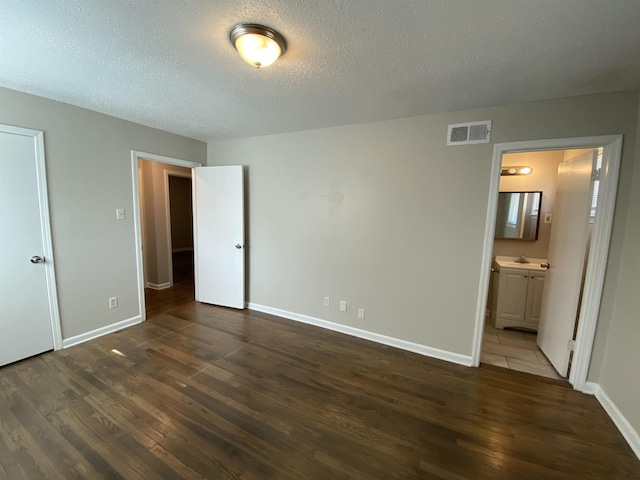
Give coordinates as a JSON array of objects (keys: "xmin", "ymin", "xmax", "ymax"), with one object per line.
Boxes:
[
  {"xmin": 131, "ymin": 151, "xmax": 201, "ymax": 321},
  {"xmin": 1, "ymin": 124, "xmax": 63, "ymax": 351},
  {"xmin": 471, "ymin": 135, "xmax": 623, "ymax": 392}
]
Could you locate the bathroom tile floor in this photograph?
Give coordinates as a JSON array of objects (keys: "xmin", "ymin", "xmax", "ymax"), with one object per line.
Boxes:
[{"xmin": 481, "ymin": 321, "xmax": 564, "ymax": 380}]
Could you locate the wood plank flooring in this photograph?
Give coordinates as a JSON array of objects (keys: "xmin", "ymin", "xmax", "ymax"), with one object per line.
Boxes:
[
  {"xmin": 144, "ymin": 251, "xmax": 195, "ymax": 318},
  {"xmin": 1, "ymin": 302, "xmax": 639, "ymax": 478}
]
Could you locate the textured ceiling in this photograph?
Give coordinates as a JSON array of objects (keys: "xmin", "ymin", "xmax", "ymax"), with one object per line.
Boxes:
[{"xmin": 1, "ymin": 1, "xmax": 640, "ymax": 141}]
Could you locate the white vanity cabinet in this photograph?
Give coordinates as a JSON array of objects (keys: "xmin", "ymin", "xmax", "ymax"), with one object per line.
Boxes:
[
  {"xmin": 524, "ymin": 271, "xmax": 545, "ymax": 325},
  {"xmin": 495, "ymin": 266, "xmax": 546, "ymax": 331}
]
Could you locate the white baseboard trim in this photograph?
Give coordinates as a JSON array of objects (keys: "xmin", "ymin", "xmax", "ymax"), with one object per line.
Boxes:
[
  {"xmin": 172, "ymin": 247, "xmax": 193, "ymax": 253},
  {"xmin": 247, "ymin": 303, "xmax": 473, "ymax": 367},
  {"xmin": 62, "ymin": 315, "xmax": 142, "ymax": 349},
  {"xmin": 146, "ymin": 282, "xmax": 172, "ymax": 290},
  {"xmin": 581, "ymin": 381, "xmax": 599, "ymax": 395},
  {"xmin": 588, "ymin": 383, "xmax": 640, "ymax": 461}
]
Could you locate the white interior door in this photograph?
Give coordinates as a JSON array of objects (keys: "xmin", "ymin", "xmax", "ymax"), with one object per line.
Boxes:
[
  {"xmin": 537, "ymin": 150, "xmax": 597, "ymax": 377},
  {"xmin": 193, "ymin": 166, "xmax": 245, "ymax": 309},
  {"xmin": 0, "ymin": 126, "xmax": 58, "ymax": 366}
]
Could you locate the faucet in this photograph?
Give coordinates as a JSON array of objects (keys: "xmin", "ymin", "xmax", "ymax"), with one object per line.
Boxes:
[{"xmin": 515, "ymin": 254, "xmax": 529, "ymax": 264}]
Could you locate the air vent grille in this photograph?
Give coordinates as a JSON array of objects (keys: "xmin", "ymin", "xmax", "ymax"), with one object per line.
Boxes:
[
  {"xmin": 447, "ymin": 120, "xmax": 492, "ymax": 146},
  {"xmin": 450, "ymin": 126, "xmax": 469, "ymax": 142}
]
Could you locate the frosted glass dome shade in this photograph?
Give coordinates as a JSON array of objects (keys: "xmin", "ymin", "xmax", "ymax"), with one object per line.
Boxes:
[{"xmin": 229, "ymin": 24, "xmax": 287, "ymax": 68}]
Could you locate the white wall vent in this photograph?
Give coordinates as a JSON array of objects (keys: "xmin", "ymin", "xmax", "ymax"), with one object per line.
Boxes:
[{"xmin": 446, "ymin": 120, "xmax": 492, "ymax": 146}]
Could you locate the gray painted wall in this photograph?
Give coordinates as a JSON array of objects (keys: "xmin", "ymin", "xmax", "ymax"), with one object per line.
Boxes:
[
  {"xmin": 0, "ymin": 87, "xmax": 206, "ymax": 339},
  {"xmin": 208, "ymin": 91, "xmax": 638, "ymax": 431}
]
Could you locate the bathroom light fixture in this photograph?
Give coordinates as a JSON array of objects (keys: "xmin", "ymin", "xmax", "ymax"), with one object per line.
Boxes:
[
  {"xmin": 229, "ymin": 23, "xmax": 287, "ymax": 68},
  {"xmin": 501, "ymin": 166, "xmax": 533, "ymax": 176}
]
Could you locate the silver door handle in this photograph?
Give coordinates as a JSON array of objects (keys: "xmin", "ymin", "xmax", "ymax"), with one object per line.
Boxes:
[
  {"xmin": 541, "ymin": 263, "xmax": 550, "ymax": 269},
  {"xmin": 30, "ymin": 255, "xmax": 45, "ymax": 264},
  {"xmin": 235, "ymin": 244, "xmax": 243, "ymax": 249}
]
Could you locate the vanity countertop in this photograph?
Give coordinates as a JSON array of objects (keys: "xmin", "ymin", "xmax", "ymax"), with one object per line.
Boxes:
[{"xmin": 495, "ymin": 256, "xmax": 548, "ymax": 272}]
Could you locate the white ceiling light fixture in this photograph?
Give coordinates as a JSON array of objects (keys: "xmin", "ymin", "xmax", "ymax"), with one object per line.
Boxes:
[{"xmin": 229, "ymin": 23, "xmax": 287, "ymax": 68}]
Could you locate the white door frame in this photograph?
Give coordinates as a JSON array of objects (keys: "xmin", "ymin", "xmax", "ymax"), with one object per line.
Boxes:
[
  {"xmin": 1, "ymin": 124, "xmax": 63, "ymax": 350},
  {"xmin": 137, "ymin": 164, "xmax": 149, "ymax": 286},
  {"xmin": 164, "ymin": 170, "xmax": 193, "ymax": 287},
  {"xmin": 471, "ymin": 135, "xmax": 623, "ymax": 392},
  {"xmin": 131, "ymin": 150, "xmax": 201, "ymax": 321}
]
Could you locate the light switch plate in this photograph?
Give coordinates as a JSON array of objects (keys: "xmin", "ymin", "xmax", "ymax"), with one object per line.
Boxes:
[
  {"xmin": 544, "ymin": 213, "xmax": 552, "ymax": 224},
  {"xmin": 116, "ymin": 208, "xmax": 125, "ymax": 220}
]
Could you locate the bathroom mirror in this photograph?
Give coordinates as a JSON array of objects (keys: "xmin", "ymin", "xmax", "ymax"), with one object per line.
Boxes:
[{"xmin": 495, "ymin": 191, "xmax": 542, "ymax": 240}]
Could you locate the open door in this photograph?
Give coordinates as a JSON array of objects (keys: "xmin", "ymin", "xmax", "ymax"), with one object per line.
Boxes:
[
  {"xmin": 537, "ymin": 150, "xmax": 597, "ymax": 377},
  {"xmin": 193, "ymin": 166, "xmax": 245, "ymax": 309}
]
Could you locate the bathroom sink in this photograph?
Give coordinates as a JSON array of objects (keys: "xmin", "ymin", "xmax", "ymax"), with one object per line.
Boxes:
[{"xmin": 495, "ymin": 256, "xmax": 548, "ymax": 271}]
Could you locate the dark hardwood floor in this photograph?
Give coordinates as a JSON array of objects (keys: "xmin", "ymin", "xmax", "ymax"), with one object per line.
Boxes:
[
  {"xmin": 144, "ymin": 251, "xmax": 195, "ymax": 318},
  {"xmin": 1, "ymin": 295, "xmax": 639, "ymax": 478}
]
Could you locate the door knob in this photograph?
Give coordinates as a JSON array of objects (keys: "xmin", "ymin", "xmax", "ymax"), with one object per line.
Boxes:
[
  {"xmin": 541, "ymin": 263, "xmax": 550, "ymax": 269},
  {"xmin": 235, "ymin": 244, "xmax": 243, "ymax": 249},
  {"xmin": 30, "ymin": 255, "xmax": 45, "ymax": 264}
]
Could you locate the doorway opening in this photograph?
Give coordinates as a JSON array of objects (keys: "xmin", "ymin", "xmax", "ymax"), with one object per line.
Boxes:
[
  {"xmin": 131, "ymin": 151, "xmax": 201, "ymax": 320},
  {"xmin": 132, "ymin": 152, "xmax": 246, "ymax": 320},
  {"xmin": 168, "ymin": 174, "xmax": 195, "ymax": 285},
  {"xmin": 472, "ymin": 136, "xmax": 622, "ymax": 392},
  {"xmin": 139, "ymin": 161, "xmax": 194, "ymax": 317},
  {"xmin": 481, "ymin": 148, "xmax": 599, "ymax": 380}
]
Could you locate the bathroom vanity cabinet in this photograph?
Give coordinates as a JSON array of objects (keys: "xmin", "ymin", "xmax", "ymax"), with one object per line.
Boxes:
[{"xmin": 494, "ymin": 259, "xmax": 547, "ymax": 331}]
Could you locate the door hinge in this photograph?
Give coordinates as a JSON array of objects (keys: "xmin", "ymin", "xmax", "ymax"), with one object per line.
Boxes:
[
  {"xmin": 567, "ymin": 339, "xmax": 576, "ymax": 351},
  {"xmin": 591, "ymin": 169, "xmax": 601, "ymax": 181}
]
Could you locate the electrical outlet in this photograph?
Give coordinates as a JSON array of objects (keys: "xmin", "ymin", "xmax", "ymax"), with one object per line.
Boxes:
[
  {"xmin": 324, "ymin": 297, "xmax": 330, "ymax": 307},
  {"xmin": 339, "ymin": 300, "xmax": 347, "ymax": 312},
  {"xmin": 116, "ymin": 208, "xmax": 125, "ymax": 220},
  {"xmin": 358, "ymin": 308, "xmax": 365, "ymax": 320},
  {"xmin": 109, "ymin": 297, "xmax": 118, "ymax": 309}
]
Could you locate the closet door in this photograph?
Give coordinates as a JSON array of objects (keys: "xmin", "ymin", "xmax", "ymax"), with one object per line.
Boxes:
[{"xmin": 1, "ymin": 125, "xmax": 59, "ymax": 366}]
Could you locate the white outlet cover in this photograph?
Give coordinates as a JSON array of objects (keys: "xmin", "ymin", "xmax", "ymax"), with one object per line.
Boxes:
[
  {"xmin": 358, "ymin": 308, "xmax": 365, "ymax": 319},
  {"xmin": 339, "ymin": 300, "xmax": 347, "ymax": 312},
  {"xmin": 324, "ymin": 297, "xmax": 330, "ymax": 307}
]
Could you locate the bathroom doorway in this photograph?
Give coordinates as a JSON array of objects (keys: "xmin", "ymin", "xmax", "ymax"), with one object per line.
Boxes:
[
  {"xmin": 482, "ymin": 149, "xmax": 583, "ymax": 379},
  {"xmin": 472, "ymin": 136, "xmax": 622, "ymax": 391}
]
